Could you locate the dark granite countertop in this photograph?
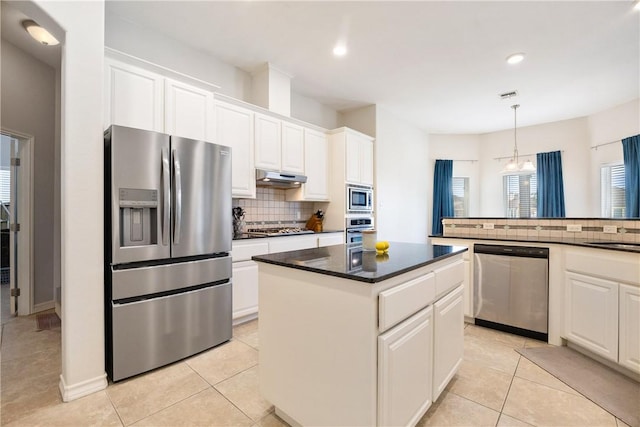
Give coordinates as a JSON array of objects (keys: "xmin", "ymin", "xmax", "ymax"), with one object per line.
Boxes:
[
  {"xmin": 233, "ymin": 230, "xmax": 344, "ymax": 241},
  {"xmin": 429, "ymin": 235, "xmax": 640, "ymax": 254},
  {"xmin": 252, "ymin": 242, "xmax": 468, "ymax": 283}
]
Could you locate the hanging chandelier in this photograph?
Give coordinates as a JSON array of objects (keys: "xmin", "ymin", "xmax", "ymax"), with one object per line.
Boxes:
[{"xmin": 501, "ymin": 104, "xmax": 536, "ymax": 174}]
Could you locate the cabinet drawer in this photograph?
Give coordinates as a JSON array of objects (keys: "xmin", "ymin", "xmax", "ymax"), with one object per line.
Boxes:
[
  {"xmin": 434, "ymin": 260, "xmax": 464, "ymax": 298},
  {"xmin": 232, "ymin": 241, "xmax": 269, "ymax": 262},
  {"xmin": 379, "ymin": 273, "xmax": 436, "ymax": 332}
]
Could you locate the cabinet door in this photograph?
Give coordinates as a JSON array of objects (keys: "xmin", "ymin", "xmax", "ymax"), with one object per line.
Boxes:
[
  {"xmin": 433, "ymin": 284, "xmax": 464, "ymax": 401},
  {"xmin": 268, "ymin": 235, "xmax": 317, "ymax": 254},
  {"xmin": 232, "ymin": 260, "xmax": 259, "ymax": 320},
  {"xmin": 317, "ymin": 232, "xmax": 344, "ymax": 247},
  {"xmin": 104, "ymin": 59, "xmax": 163, "ymax": 132},
  {"xmin": 255, "ymin": 113, "xmax": 281, "ymax": 171},
  {"xmin": 281, "ymin": 122, "xmax": 305, "ymax": 173},
  {"xmin": 619, "ymin": 284, "xmax": 640, "ymax": 374},
  {"xmin": 565, "ymin": 272, "xmax": 618, "ymax": 361},
  {"xmin": 164, "ymin": 79, "xmax": 214, "ymax": 141},
  {"xmin": 360, "ymin": 138, "xmax": 374, "ymax": 186},
  {"xmin": 302, "ymin": 129, "xmax": 329, "ymax": 200},
  {"xmin": 378, "ymin": 306, "xmax": 433, "ymax": 427},
  {"xmin": 214, "ymin": 102, "xmax": 255, "ymax": 198},
  {"xmin": 345, "ymin": 134, "xmax": 361, "ymax": 184}
]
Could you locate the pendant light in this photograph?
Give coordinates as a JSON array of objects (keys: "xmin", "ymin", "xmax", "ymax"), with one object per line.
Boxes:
[{"xmin": 501, "ymin": 104, "xmax": 536, "ymax": 174}]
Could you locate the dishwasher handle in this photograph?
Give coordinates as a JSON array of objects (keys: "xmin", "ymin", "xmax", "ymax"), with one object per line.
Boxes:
[{"xmin": 474, "ymin": 244, "xmax": 549, "ymax": 259}]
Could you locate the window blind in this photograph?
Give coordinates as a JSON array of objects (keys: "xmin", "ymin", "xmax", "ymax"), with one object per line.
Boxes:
[
  {"xmin": 0, "ymin": 169, "xmax": 10, "ymax": 204},
  {"xmin": 452, "ymin": 177, "xmax": 469, "ymax": 217},
  {"xmin": 504, "ymin": 174, "xmax": 537, "ymax": 218},
  {"xmin": 601, "ymin": 164, "xmax": 626, "ymax": 218}
]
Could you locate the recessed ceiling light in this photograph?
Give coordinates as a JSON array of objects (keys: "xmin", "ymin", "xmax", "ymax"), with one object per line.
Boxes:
[
  {"xmin": 333, "ymin": 45, "xmax": 347, "ymax": 57},
  {"xmin": 506, "ymin": 52, "xmax": 525, "ymax": 65},
  {"xmin": 22, "ymin": 19, "xmax": 59, "ymax": 46}
]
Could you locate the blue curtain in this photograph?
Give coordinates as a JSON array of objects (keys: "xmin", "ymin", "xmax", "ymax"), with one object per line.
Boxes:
[
  {"xmin": 432, "ymin": 159, "xmax": 454, "ymax": 235},
  {"xmin": 622, "ymin": 135, "xmax": 640, "ymax": 217},
  {"xmin": 536, "ymin": 151, "xmax": 566, "ymax": 217}
]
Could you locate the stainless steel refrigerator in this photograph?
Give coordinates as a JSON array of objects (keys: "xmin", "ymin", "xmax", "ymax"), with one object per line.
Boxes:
[{"xmin": 104, "ymin": 125, "xmax": 232, "ymax": 381}]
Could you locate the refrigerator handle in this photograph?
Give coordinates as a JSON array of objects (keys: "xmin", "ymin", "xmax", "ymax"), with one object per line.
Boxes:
[
  {"xmin": 161, "ymin": 148, "xmax": 170, "ymax": 246},
  {"xmin": 173, "ymin": 149, "xmax": 182, "ymax": 244}
]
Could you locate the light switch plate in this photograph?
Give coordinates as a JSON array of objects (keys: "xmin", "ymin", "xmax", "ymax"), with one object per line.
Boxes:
[
  {"xmin": 566, "ymin": 224, "xmax": 582, "ymax": 232},
  {"xmin": 603, "ymin": 225, "xmax": 617, "ymax": 234},
  {"xmin": 482, "ymin": 223, "xmax": 494, "ymax": 230}
]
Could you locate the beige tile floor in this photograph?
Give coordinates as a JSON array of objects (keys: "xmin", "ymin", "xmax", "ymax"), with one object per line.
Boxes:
[{"xmin": 0, "ymin": 312, "xmax": 632, "ymax": 427}]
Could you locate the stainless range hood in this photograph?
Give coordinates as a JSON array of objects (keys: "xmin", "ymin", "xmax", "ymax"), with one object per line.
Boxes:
[{"xmin": 256, "ymin": 169, "xmax": 307, "ymax": 189}]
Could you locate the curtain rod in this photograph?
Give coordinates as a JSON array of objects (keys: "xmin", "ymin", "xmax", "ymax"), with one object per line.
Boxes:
[
  {"xmin": 493, "ymin": 150, "xmax": 565, "ymax": 161},
  {"xmin": 452, "ymin": 159, "xmax": 477, "ymax": 163},
  {"xmin": 590, "ymin": 139, "xmax": 620, "ymax": 150}
]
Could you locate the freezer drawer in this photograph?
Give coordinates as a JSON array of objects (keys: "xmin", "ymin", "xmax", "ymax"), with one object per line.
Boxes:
[
  {"xmin": 111, "ymin": 256, "xmax": 231, "ymax": 300},
  {"xmin": 110, "ymin": 282, "xmax": 231, "ymax": 381}
]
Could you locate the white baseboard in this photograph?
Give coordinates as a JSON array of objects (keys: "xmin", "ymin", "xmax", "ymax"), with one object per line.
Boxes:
[
  {"xmin": 33, "ymin": 300, "xmax": 55, "ymax": 313},
  {"xmin": 59, "ymin": 373, "xmax": 108, "ymax": 402}
]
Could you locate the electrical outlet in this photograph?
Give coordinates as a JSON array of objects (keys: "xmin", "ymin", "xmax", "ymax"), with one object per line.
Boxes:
[
  {"xmin": 603, "ymin": 225, "xmax": 617, "ymax": 234},
  {"xmin": 482, "ymin": 223, "xmax": 495, "ymax": 230},
  {"xmin": 566, "ymin": 224, "xmax": 582, "ymax": 232}
]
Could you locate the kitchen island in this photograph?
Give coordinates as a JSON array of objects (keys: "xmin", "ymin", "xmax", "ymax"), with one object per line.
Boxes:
[{"xmin": 253, "ymin": 242, "xmax": 468, "ymax": 427}]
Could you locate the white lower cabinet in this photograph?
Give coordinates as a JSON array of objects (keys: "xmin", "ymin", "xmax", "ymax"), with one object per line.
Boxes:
[
  {"xmin": 619, "ymin": 284, "xmax": 640, "ymax": 373},
  {"xmin": 432, "ymin": 284, "xmax": 464, "ymax": 401},
  {"xmin": 317, "ymin": 232, "xmax": 344, "ymax": 247},
  {"xmin": 232, "ymin": 260, "xmax": 260, "ymax": 321},
  {"xmin": 565, "ymin": 272, "xmax": 618, "ymax": 361},
  {"xmin": 378, "ymin": 306, "xmax": 433, "ymax": 427},
  {"xmin": 268, "ymin": 234, "xmax": 317, "ymax": 253}
]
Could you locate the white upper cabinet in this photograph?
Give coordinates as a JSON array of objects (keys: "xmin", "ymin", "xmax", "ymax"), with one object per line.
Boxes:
[
  {"xmin": 254, "ymin": 113, "xmax": 305, "ymax": 174},
  {"xmin": 104, "ymin": 57, "xmax": 216, "ymax": 143},
  {"xmin": 281, "ymin": 122, "xmax": 305, "ymax": 174},
  {"xmin": 104, "ymin": 58, "xmax": 164, "ymax": 132},
  {"xmin": 287, "ymin": 128, "xmax": 329, "ymax": 201},
  {"xmin": 254, "ymin": 113, "xmax": 282, "ymax": 171},
  {"xmin": 346, "ymin": 131, "xmax": 374, "ymax": 186},
  {"xmin": 214, "ymin": 101, "xmax": 255, "ymax": 198},
  {"xmin": 164, "ymin": 78, "xmax": 215, "ymax": 142}
]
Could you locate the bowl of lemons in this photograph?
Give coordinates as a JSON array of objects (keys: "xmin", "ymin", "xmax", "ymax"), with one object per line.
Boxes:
[{"xmin": 375, "ymin": 241, "xmax": 389, "ymax": 255}]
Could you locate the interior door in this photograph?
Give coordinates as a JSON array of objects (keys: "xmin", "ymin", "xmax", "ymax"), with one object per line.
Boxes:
[{"xmin": 170, "ymin": 136, "xmax": 231, "ymax": 258}]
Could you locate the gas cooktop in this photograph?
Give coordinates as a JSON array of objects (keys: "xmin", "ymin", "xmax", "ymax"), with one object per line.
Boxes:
[{"xmin": 246, "ymin": 227, "xmax": 315, "ymax": 237}]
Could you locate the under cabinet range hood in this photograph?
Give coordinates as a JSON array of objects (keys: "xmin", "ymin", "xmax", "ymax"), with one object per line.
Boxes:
[{"xmin": 256, "ymin": 169, "xmax": 307, "ymax": 189}]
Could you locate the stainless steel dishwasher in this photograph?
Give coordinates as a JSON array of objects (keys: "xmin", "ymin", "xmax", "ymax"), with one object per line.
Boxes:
[{"xmin": 473, "ymin": 244, "xmax": 549, "ymax": 341}]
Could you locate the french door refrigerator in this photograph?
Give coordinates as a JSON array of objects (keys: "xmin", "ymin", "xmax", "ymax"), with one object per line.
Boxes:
[{"xmin": 104, "ymin": 125, "xmax": 232, "ymax": 381}]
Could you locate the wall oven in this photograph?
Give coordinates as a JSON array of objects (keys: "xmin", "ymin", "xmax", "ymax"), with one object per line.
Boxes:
[
  {"xmin": 347, "ymin": 184, "xmax": 373, "ymax": 214},
  {"xmin": 345, "ymin": 216, "xmax": 374, "ymax": 245}
]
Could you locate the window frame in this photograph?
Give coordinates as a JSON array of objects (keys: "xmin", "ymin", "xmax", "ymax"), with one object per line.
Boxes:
[
  {"xmin": 600, "ymin": 162, "xmax": 626, "ymax": 218},
  {"xmin": 452, "ymin": 176, "xmax": 469, "ymax": 218},
  {"xmin": 503, "ymin": 173, "xmax": 537, "ymax": 218}
]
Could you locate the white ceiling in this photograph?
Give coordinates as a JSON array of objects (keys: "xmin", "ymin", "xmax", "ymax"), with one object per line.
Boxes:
[{"xmin": 2, "ymin": 1, "xmax": 638, "ymax": 134}]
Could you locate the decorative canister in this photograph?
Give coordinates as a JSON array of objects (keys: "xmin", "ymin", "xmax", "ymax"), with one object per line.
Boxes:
[{"xmin": 362, "ymin": 229, "xmax": 377, "ymax": 251}]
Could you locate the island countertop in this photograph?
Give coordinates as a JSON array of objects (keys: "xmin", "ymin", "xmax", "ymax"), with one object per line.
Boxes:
[{"xmin": 252, "ymin": 242, "xmax": 468, "ymax": 283}]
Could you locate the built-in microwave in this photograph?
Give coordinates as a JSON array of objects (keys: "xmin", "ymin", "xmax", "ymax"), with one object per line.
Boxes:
[{"xmin": 347, "ymin": 184, "xmax": 373, "ymax": 213}]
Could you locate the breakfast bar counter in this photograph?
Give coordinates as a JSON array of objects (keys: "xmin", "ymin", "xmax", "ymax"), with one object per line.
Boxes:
[{"xmin": 253, "ymin": 243, "xmax": 468, "ymax": 426}]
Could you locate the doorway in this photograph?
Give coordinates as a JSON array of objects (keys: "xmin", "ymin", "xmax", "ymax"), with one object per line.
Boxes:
[{"xmin": 0, "ymin": 131, "xmax": 33, "ymax": 320}]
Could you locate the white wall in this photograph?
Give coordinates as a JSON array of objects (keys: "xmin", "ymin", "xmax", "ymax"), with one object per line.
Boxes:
[
  {"xmin": 587, "ymin": 99, "xmax": 640, "ymax": 215},
  {"xmin": 291, "ymin": 91, "xmax": 339, "ymax": 129},
  {"xmin": 429, "ymin": 100, "xmax": 640, "ymax": 219},
  {"xmin": 339, "ymin": 105, "xmax": 376, "ymax": 137},
  {"xmin": 105, "ymin": 11, "xmax": 252, "ymax": 101},
  {"xmin": 30, "ymin": 0, "xmax": 106, "ymax": 401},
  {"xmin": 105, "ymin": 12, "xmax": 340, "ymax": 130},
  {"xmin": 374, "ymin": 107, "xmax": 430, "ymax": 243},
  {"xmin": 1, "ymin": 39, "xmax": 56, "ymax": 306}
]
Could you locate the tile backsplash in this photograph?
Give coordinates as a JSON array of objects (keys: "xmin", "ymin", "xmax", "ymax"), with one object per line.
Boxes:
[
  {"xmin": 233, "ymin": 187, "xmax": 317, "ymax": 229},
  {"xmin": 441, "ymin": 217, "xmax": 640, "ymax": 243}
]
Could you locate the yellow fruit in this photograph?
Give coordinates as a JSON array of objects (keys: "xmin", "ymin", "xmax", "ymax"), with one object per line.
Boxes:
[
  {"xmin": 375, "ymin": 241, "xmax": 386, "ymax": 251},
  {"xmin": 382, "ymin": 241, "xmax": 390, "ymax": 250}
]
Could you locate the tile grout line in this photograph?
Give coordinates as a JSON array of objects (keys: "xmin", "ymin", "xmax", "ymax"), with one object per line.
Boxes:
[
  {"xmin": 184, "ymin": 354, "xmax": 262, "ymax": 423},
  {"xmin": 494, "ymin": 354, "xmax": 522, "ymax": 427},
  {"xmin": 104, "ymin": 386, "xmax": 127, "ymax": 427}
]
